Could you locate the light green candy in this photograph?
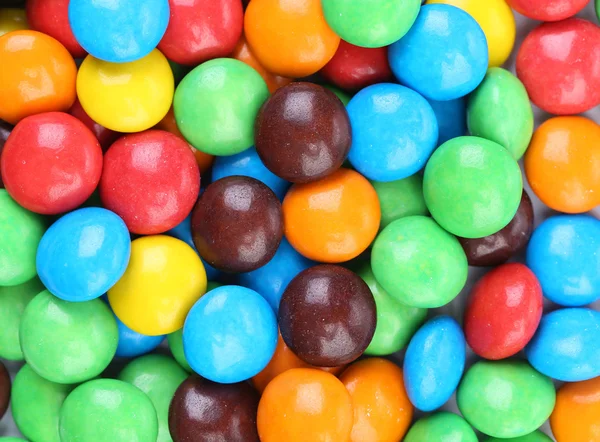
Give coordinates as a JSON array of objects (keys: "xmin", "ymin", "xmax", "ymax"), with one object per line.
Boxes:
[
  {"xmin": 487, "ymin": 430, "xmax": 553, "ymax": 442},
  {"xmin": 371, "ymin": 174, "xmax": 428, "ymax": 230},
  {"xmin": 404, "ymin": 412, "xmax": 478, "ymax": 442}
]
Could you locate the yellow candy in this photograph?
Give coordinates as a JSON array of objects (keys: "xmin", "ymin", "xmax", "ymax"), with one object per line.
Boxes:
[
  {"xmin": 76, "ymin": 49, "xmax": 174, "ymax": 133},
  {"xmin": 108, "ymin": 236, "xmax": 207, "ymax": 336},
  {"xmin": 427, "ymin": 0, "xmax": 516, "ymax": 67},
  {"xmin": 0, "ymin": 9, "xmax": 28, "ymax": 37}
]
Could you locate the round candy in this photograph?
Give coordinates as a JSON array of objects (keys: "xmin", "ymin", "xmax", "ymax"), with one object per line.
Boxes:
[
  {"xmin": 465, "ymin": 263, "xmax": 543, "ymax": 360},
  {"xmin": 255, "ymin": 82, "xmax": 351, "ymax": 183},
  {"xmin": 115, "ymin": 317, "xmax": 164, "ymax": 359},
  {"xmin": 283, "ymin": 168, "xmax": 380, "ymax": 262},
  {"xmin": 423, "ymin": 136, "xmax": 523, "ymax": 238},
  {"xmin": 517, "ymin": 19, "xmax": 600, "ymax": 115},
  {"xmin": 20, "ymin": 291, "xmax": 118, "ymax": 384},
  {"xmin": 404, "ymin": 413, "xmax": 478, "ymax": 442},
  {"xmin": 169, "ymin": 375, "xmax": 260, "ymax": 442},
  {"xmin": 371, "ymin": 216, "xmax": 468, "ymax": 308},
  {"xmin": 0, "ymin": 30, "xmax": 77, "ymax": 125},
  {"xmin": 278, "ymin": 265, "xmax": 376, "ymax": 366},
  {"xmin": 60, "ymin": 379, "xmax": 158, "ymax": 442},
  {"xmin": 457, "ymin": 360, "xmax": 555, "ymax": 439},
  {"xmin": 427, "ymin": 97, "xmax": 466, "ymax": 147},
  {"xmin": 525, "ymin": 117, "xmax": 600, "ymax": 213},
  {"xmin": 77, "ymin": 49, "xmax": 174, "ymax": 133},
  {"xmin": 487, "ymin": 431, "xmax": 553, "ymax": 442},
  {"xmin": 69, "ymin": 0, "xmax": 169, "ymax": 63},
  {"xmin": 0, "ymin": 361, "xmax": 9, "ymax": 420},
  {"xmin": 100, "ymin": 130, "xmax": 200, "ymax": 235},
  {"xmin": 191, "ymin": 176, "xmax": 283, "ymax": 273},
  {"xmin": 168, "ymin": 329, "xmax": 192, "ymax": 372},
  {"xmin": 0, "ymin": 121, "xmax": 11, "ymax": 187},
  {"xmin": 108, "ymin": 236, "xmax": 207, "ymax": 336},
  {"xmin": 388, "ymin": 4, "xmax": 488, "ymax": 101},
  {"xmin": 372, "ymin": 175, "xmax": 428, "ymax": 231},
  {"xmin": 257, "ymin": 368, "xmax": 353, "ymax": 442},
  {"xmin": 158, "ymin": 0, "xmax": 243, "ymax": 66},
  {"xmin": 325, "ymin": 85, "xmax": 352, "ymax": 106},
  {"xmin": 507, "ymin": 0, "xmax": 588, "ymax": 21},
  {"xmin": 0, "ymin": 8, "xmax": 28, "ymax": 37},
  {"xmin": 183, "ymin": 285, "xmax": 278, "ymax": 383},
  {"xmin": 69, "ymin": 99, "xmax": 120, "ymax": 152},
  {"xmin": 551, "ymin": 376, "xmax": 600, "ymax": 442},
  {"xmin": 347, "ymin": 83, "xmax": 438, "ymax": 182}
]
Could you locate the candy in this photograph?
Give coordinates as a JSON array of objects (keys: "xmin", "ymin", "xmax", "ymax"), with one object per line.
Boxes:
[
  {"xmin": 371, "ymin": 175, "xmax": 428, "ymax": 231},
  {"xmin": 507, "ymin": 0, "xmax": 588, "ymax": 21},
  {"xmin": 427, "ymin": 98, "xmax": 466, "ymax": 146},
  {"xmin": 114, "ymin": 317, "xmax": 164, "ymax": 359},
  {"xmin": 325, "ymin": 85, "xmax": 352, "ymax": 106},
  {"xmin": 255, "ymin": 82, "xmax": 351, "ymax": 183},
  {"xmin": 487, "ymin": 431, "xmax": 553, "ymax": 442},
  {"xmin": 346, "ymin": 83, "xmax": 438, "ymax": 182},
  {"xmin": 0, "ymin": 8, "xmax": 27, "ymax": 37},
  {"xmin": 69, "ymin": 99, "xmax": 120, "ymax": 152},
  {"xmin": 404, "ymin": 412, "xmax": 477, "ymax": 442},
  {"xmin": 0, "ymin": 121, "xmax": 10, "ymax": 187},
  {"xmin": 0, "ymin": 362, "xmax": 8, "ymax": 420},
  {"xmin": 551, "ymin": 376, "xmax": 600, "ymax": 442},
  {"xmin": 457, "ymin": 360, "xmax": 555, "ymax": 439}
]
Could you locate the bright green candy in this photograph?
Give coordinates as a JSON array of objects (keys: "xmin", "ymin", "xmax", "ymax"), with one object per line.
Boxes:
[
  {"xmin": 371, "ymin": 216, "xmax": 468, "ymax": 308},
  {"xmin": 119, "ymin": 354, "xmax": 187, "ymax": 442},
  {"xmin": 423, "ymin": 136, "xmax": 523, "ymax": 239},
  {"xmin": 371, "ymin": 175, "xmax": 428, "ymax": 230},
  {"xmin": 0, "ymin": 278, "xmax": 45, "ymax": 360},
  {"xmin": 487, "ymin": 430, "xmax": 553, "ymax": 442},
  {"xmin": 20, "ymin": 291, "xmax": 118, "ymax": 384},
  {"xmin": 12, "ymin": 364, "xmax": 76, "ymax": 442},
  {"xmin": 457, "ymin": 360, "xmax": 556, "ymax": 439},
  {"xmin": 404, "ymin": 412, "xmax": 478, "ymax": 442},
  {"xmin": 322, "ymin": 0, "xmax": 421, "ymax": 48},
  {"xmin": 174, "ymin": 58, "xmax": 269, "ymax": 156},
  {"xmin": 0, "ymin": 190, "xmax": 46, "ymax": 286},
  {"xmin": 59, "ymin": 379, "xmax": 158, "ymax": 442},
  {"xmin": 358, "ymin": 264, "xmax": 426, "ymax": 355},
  {"xmin": 467, "ymin": 68, "xmax": 534, "ymax": 160},
  {"xmin": 323, "ymin": 85, "xmax": 351, "ymax": 106}
]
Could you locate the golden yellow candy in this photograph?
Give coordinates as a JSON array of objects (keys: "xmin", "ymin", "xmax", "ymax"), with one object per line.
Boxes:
[
  {"xmin": 427, "ymin": 0, "xmax": 516, "ymax": 67},
  {"xmin": 76, "ymin": 49, "xmax": 174, "ymax": 133},
  {"xmin": 108, "ymin": 236, "xmax": 207, "ymax": 336},
  {"xmin": 0, "ymin": 9, "xmax": 28, "ymax": 37}
]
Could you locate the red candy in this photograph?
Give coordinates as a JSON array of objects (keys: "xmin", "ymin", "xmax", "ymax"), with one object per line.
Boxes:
[
  {"xmin": 69, "ymin": 99, "xmax": 120, "ymax": 152},
  {"xmin": 506, "ymin": 0, "xmax": 588, "ymax": 21},
  {"xmin": 1, "ymin": 112, "xmax": 102, "ymax": 215},
  {"xmin": 517, "ymin": 18, "xmax": 600, "ymax": 115},
  {"xmin": 464, "ymin": 263, "xmax": 543, "ymax": 360},
  {"xmin": 100, "ymin": 130, "xmax": 200, "ymax": 235}
]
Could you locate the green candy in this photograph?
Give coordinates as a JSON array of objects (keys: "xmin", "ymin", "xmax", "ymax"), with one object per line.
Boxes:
[
  {"xmin": 404, "ymin": 412, "xmax": 478, "ymax": 442},
  {"xmin": 20, "ymin": 291, "xmax": 118, "ymax": 384},
  {"xmin": 12, "ymin": 364, "xmax": 76, "ymax": 442},
  {"xmin": 323, "ymin": 85, "xmax": 351, "ymax": 106},
  {"xmin": 487, "ymin": 430, "xmax": 553, "ymax": 442},
  {"xmin": 174, "ymin": 58, "xmax": 269, "ymax": 156},
  {"xmin": 322, "ymin": 0, "xmax": 421, "ymax": 48},
  {"xmin": 59, "ymin": 379, "xmax": 158, "ymax": 442},
  {"xmin": 119, "ymin": 354, "xmax": 187, "ymax": 442},
  {"xmin": 0, "ymin": 190, "xmax": 46, "ymax": 286},
  {"xmin": 423, "ymin": 136, "xmax": 523, "ymax": 239},
  {"xmin": 0, "ymin": 278, "xmax": 45, "ymax": 360},
  {"xmin": 371, "ymin": 175, "xmax": 428, "ymax": 230},
  {"xmin": 371, "ymin": 216, "xmax": 468, "ymax": 308},
  {"xmin": 457, "ymin": 360, "xmax": 556, "ymax": 439},
  {"xmin": 597, "ymin": 0, "xmax": 600, "ymax": 22},
  {"xmin": 467, "ymin": 68, "xmax": 534, "ymax": 160}
]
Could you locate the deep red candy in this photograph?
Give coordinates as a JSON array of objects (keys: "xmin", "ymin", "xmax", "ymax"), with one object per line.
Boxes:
[
  {"xmin": 69, "ymin": 99, "xmax": 120, "ymax": 152},
  {"xmin": 506, "ymin": 0, "xmax": 588, "ymax": 21}
]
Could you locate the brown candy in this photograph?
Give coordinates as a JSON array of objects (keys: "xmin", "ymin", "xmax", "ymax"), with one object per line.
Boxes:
[{"xmin": 0, "ymin": 361, "xmax": 10, "ymax": 419}]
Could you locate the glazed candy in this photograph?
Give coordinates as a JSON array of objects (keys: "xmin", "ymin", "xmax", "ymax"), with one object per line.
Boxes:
[
  {"xmin": 404, "ymin": 413, "xmax": 477, "ymax": 442},
  {"xmin": 487, "ymin": 431, "xmax": 553, "ymax": 442},
  {"xmin": 167, "ymin": 330, "xmax": 192, "ymax": 372},
  {"xmin": 114, "ymin": 317, "xmax": 164, "ymax": 359},
  {"xmin": 0, "ymin": 361, "xmax": 8, "ymax": 420},
  {"xmin": 551, "ymin": 376, "xmax": 600, "ymax": 442},
  {"xmin": 0, "ymin": 9, "xmax": 27, "ymax": 36},
  {"xmin": 69, "ymin": 99, "xmax": 120, "ymax": 152},
  {"xmin": 507, "ymin": 0, "xmax": 588, "ymax": 21},
  {"xmin": 427, "ymin": 98, "xmax": 466, "ymax": 147},
  {"xmin": 0, "ymin": 121, "xmax": 10, "ymax": 187},
  {"xmin": 371, "ymin": 175, "xmax": 428, "ymax": 230}
]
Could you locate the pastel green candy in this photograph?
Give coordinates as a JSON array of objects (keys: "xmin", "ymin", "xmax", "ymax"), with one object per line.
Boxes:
[
  {"xmin": 12, "ymin": 364, "xmax": 76, "ymax": 442},
  {"xmin": 59, "ymin": 379, "xmax": 158, "ymax": 442},
  {"xmin": 467, "ymin": 68, "xmax": 533, "ymax": 160},
  {"xmin": 487, "ymin": 430, "xmax": 553, "ymax": 442},
  {"xmin": 457, "ymin": 360, "xmax": 556, "ymax": 439},
  {"xmin": 371, "ymin": 174, "xmax": 428, "ymax": 230},
  {"xmin": 0, "ymin": 278, "xmax": 45, "ymax": 360},
  {"xmin": 174, "ymin": 58, "xmax": 269, "ymax": 156},
  {"xmin": 404, "ymin": 412, "xmax": 478, "ymax": 442},
  {"xmin": 0, "ymin": 190, "xmax": 46, "ymax": 286},
  {"xmin": 423, "ymin": 136, "xmax": 523, "ymax": 239},
  {"xmin": 371, "ymin": 216, "xmax": 468, "ymax": 308},
  {"xmin": 323, "ymin": 85, "xmax": 351, "ymax": 106},
  {"xmin": 20, "ymin": 291, "xmax": 118, "ymax": 384}
]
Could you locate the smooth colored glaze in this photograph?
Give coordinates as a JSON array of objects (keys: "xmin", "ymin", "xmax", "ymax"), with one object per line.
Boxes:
[
  {"xmin": 487, "ymin": 431, "xmax": 553, "ymax": 442},
  {"xmin": 115, "ymin": 316, "xmax": 164, "ymax": 358},
  {"xmin": 69, "ymin": 99, "xmax": 120, "ymax": 152},
  {"xmin": 0, "ymin": 121, "xmax": 11, "ymax": 188},
  {"xmin": 551, "ymin": 376, "xmax": 600, "ymax": 442},
  {"xmin": 0, "ymin": 9, "xmax": 28, "ymax": 37},
  {"xmin": 427, "ymin": 97, "xmax": 466, "ymax": 146},
  {"xmin": 371, "ymin": 175, "xmax": 428, "ymax": 231},
  {"xmin": 0, "ymin": 361, "xmax": 9, "ymax": 420},
  {"xmin": 167, "ymin": 329, "xmax": 192, "ymax": 372},
  {"xmin": 404, "ymin": 412, "xmax": 478, "ymax": 442},
  {"xmin": 507, "ymin": 0, "xmax": 588, "ymax": 21}
]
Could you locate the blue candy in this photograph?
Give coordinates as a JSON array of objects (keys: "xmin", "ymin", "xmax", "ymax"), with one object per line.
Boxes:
[
  {"xmin": 404, "ymin": 315, "xmax": 466, "ymax": 411},
  {"xmin": 388, "ymin": 4, "xmax": 488, "ymax": 101},
  {"xmin": 347, "ymin": 83, "xmax": 438, "ymax": 182},
  {"xmin": 36, "ymin": 207, "xmax": 131, "ymax": 302},
  {"xmin": 427, "ymin": 98, "xmax": 466, "ymax": 146},
  {"xmin": 115, "ymin": 315, "xmax": 164, "ymax": 358},
  {"xmin": 526, "ymin": 215, "xmax": 600, "ymax": 307}
]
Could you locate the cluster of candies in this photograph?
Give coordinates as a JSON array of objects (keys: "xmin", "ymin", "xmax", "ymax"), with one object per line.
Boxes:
[{"xmin": 1, "ymin": 0, "xmax": 600, "ymax": 441}]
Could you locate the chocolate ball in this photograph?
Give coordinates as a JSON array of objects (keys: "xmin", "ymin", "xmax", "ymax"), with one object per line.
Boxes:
[
  {"xmin": 459, "ymin": 190, "xmax": 534, "ymax": 266},
  {"xmin": 0, "ymin": 361, "xmax": 10, "ymax": 419},
  {"xmin": 169, "ymin": 375, "xmax": 260, "ymax": 442},
  {"xmin": 0, "ymin": 120, "xmax": 13, "ymax": 188},
  {"xmin": 278, "ymin": 265, "xmax": 376, "ymax": 367},
  {"xmin": 254, "ymin": 82, "xmax": 351, "ymax": 183},
  {"xmin": 191, "ymin": 176, "xmax": 283, "ymax": 273}
]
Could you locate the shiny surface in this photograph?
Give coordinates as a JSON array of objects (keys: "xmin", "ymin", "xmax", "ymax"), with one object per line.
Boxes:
[
  {"xmin": 0, "ymin": 9, "xmax": 28, "ymax": 37},
  {"xmin": 69, "ymin": 99, "xmax": 120, "ymax": 152},
  {"xmin": 114, "ymin": 316, "xmax": 164, "ymax": 358},
  {"xmin": 0, "ymin": 362, "xmax": 8, "ymax": 420},
  {"xmin": 404, "ymin": 412, "xmax": 478, "ymax": 442},
  {"xmin": 427, "ymin": 97, "xmax": 466, "ymax": 147},
  {"xmin": 255, "ymin": 82, "xmax": 351, "ymax": 183},
  {"xmin": 507, "ymin": 0, "xmax": 588, "ymax": 21},
  {"xmin": 371, "ymin": 174, "xmax": 428, "ymax": 231},
  {"xmin": 551, "ymin": 376, "xmax": 600, "ymax": 442},
  {"xmin": 487, "ymin": 431, "xmax": 553, "ymax": 442},
  {"xmin": 167, "ymin": 329, "xmax": 192, "ymax": 372},
  {"xmin": 278, "ymin": 265, "xmax": 376, "ymax": 366}
]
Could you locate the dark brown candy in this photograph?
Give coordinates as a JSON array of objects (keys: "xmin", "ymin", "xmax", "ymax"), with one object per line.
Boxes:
[
  {"xmin": 254, "ymin": 82, "xmax": 351, "ymax": 183},
  {"xmin": 191, "ymin": 176, "xmax": 283, "ymax": 273},
  {"xmin": 168, "ymin": 375, "xmax": 260, "ymax": 442},
  {"xmin": 459, "ymin": 190, "xmax": 534, "ymax": 267},
  {"xmin": 0, "ymin": 120, "xmax": 13, "ymax": 188},
  {"xmin": 0, "ymin": 360, "xmax": 10, "ymax": 419},
  {"xmin": 278, "ymin": 264, "xmax": 376, "ymax": 367}
]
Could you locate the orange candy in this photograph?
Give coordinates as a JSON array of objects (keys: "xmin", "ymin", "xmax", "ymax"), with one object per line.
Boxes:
[
  {"xmin": 550, "ymin": 376, "xmax": 600, "ymax": 442},
  {"xmin": 283, "ymin": 168, "xmax": 381, "ymax": 263},
  {"xmin": 258, "ymin": 368, "xmax": 353, "ymax": 442},
  {"xmin": 0, "ymin": 30, "xmax": 76, "ymax": 125},
  {"xmin": 340, "ymin": 358, "xmax": 413, "ymax": 442},
  {"xmin": 525, "ymin": 116, "xmax": 600, "ymax": 213},
  {"xmin": 244, "ymin": 0, "xmax": 340, "ymax": 78}
]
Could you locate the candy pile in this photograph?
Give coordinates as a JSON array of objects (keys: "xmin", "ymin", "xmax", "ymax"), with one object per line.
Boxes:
[{"xmin": 0, "ymin": 0, "xmax": 599, "ymax": 441}]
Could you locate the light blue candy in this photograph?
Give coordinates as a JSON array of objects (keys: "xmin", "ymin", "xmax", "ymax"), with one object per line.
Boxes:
[
  {"xmin": 115, "ymin": 316, "xmax": 164, "ymax": 358},
  {"xmin": 427, "ymin": 98, "xmax": 466, "ymax": 146}
]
